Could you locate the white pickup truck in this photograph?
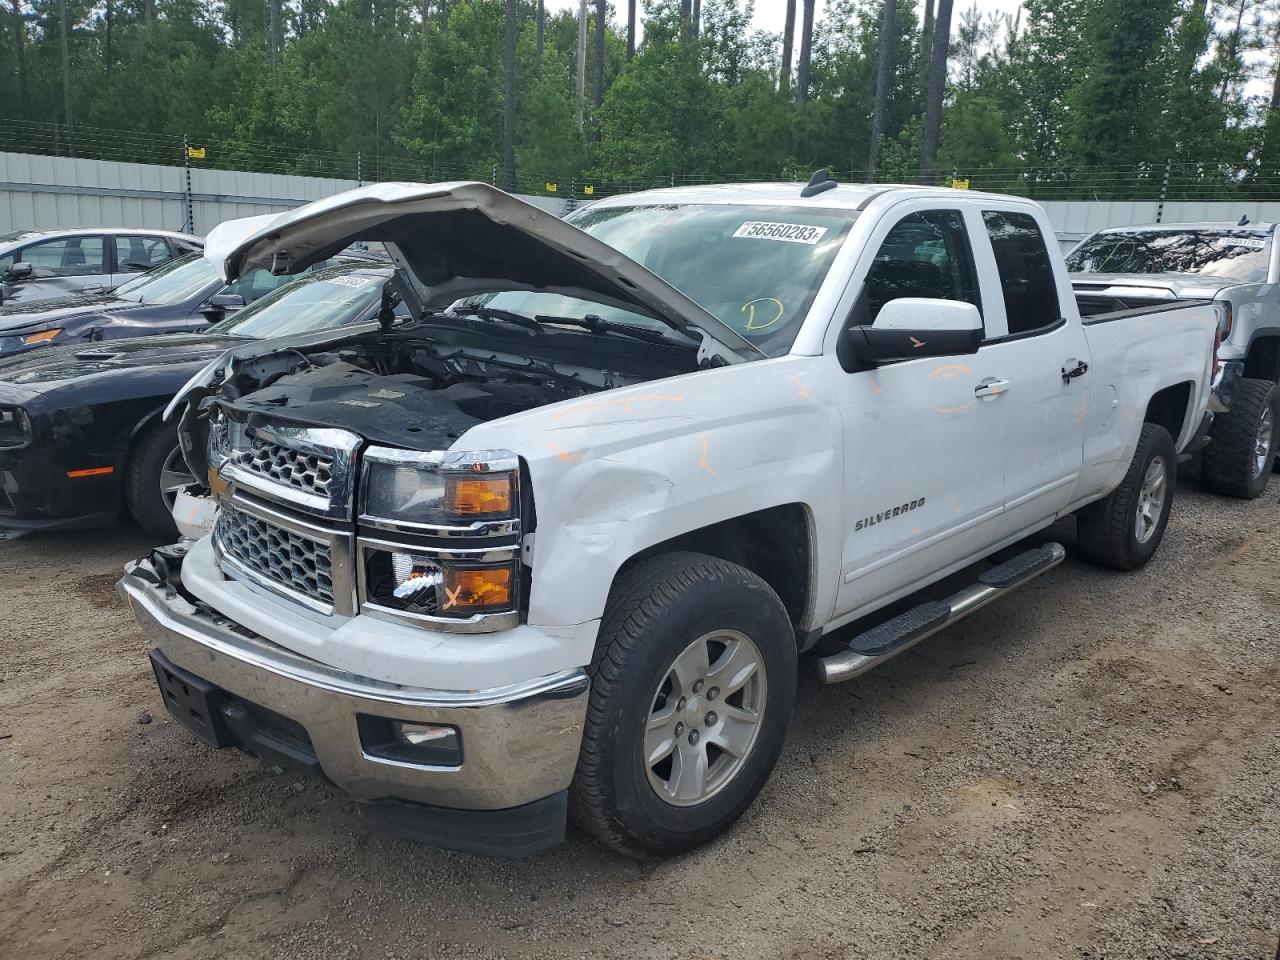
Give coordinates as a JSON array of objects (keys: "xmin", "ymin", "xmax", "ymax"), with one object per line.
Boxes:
[{"xmin": 120, "ymin": 178, "xmax": 1221, "ymax": 858}]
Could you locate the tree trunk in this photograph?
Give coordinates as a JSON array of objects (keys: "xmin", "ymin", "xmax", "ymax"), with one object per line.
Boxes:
[
  {"xmin": 270, "ymin": 0, "xmax": 282, "ymax": 83},
  {"xmin": 918, "ymin": 0, "xmax": 953, "ymax": 182},
  {"xmin": 421, "ymin": 0, "xmax": 431, "ymax": 48},
  {"xmin": 921, "ymin": 0, "xmax": 934, "ymax": 82},
  {"xmin": 868, "ymin": 0, "xmax": 897, "ymax": 176},
  {"xmin": 59, "ymin": 0, "xmax": 71, "ymax": 126},
  {"xmin": 692, "ymin": 0, "xmax": 700, "ymax": 36},
  {"xmin": 1219, "ymin": 0, "xmax": 1247, "ymax": 106},
  {"xmin": 502, "ymin": 0, "xmax": 517, "ymax": 191},
  {"xmin": 593, "ymin": 0, "xmax": 605, "ymax": 106},
  {"xmin": 536, "ymin": 0, "xmax": 544, "ymax": 58},
  {"xmin": 575, "ymin": 0, "xmax": 587, "ymax": 129},
  {"xmin": 796, "ymin": 0, "xmax": 814, "ymax": 102},
  {"xmin": 626, "ymin": 0, "xmax": 635, "ymax": 60},
  {"xmin": 144, "ymin": 0, "xmax": 153, "ymax": 29},
  {"xmin": 780, "ymin": 0, "xmax": 795, "ymax": 94},
  {"xmin": 103, "ymin": 0, "xmax": 111, "ymax": 72},
  {"xmin": 11, "ymin": 0, "xmax": 26, "ymax": 103}
]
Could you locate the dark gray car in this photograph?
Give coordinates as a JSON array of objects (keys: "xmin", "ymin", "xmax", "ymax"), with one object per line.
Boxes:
[{"xmin": 0, "ymin": 227, "xmax": 203, "ymax": 306}]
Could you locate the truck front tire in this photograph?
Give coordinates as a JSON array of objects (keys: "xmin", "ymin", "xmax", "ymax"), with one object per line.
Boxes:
[
  {"xmin": 569, "ymin": 552, "xmax": 797, "ymax": 858},
  {"xmin": 1075, "ymin": 423, "xmax": 1176, "ymax": 571},
  {"xmin": 1200, "ymin": 377, "xmax": 1278, "ymax": 499}
]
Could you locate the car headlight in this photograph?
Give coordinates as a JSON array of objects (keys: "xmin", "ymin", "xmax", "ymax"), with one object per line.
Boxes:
[
  {"xmin": 0, "ymin": 405, "xmax": 32, "ymax": 448},
  {"xmin": 358, "ymin": 447, "xmax": 522, "ymax": 628},
  {"xmin": 360, "ymin": 447, "xmax": 520, "ymax": 531}
]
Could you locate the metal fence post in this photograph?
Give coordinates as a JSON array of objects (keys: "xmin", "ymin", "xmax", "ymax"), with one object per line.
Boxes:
[
  {"xmin": 1156, "ymin": 158, "xmax": 1171, "ymax": 224},
  {"xmin": 357, "ymin": 151, "xmax": 363, "ymax": 188},
  {"xmin": 182, "ymin": 135, "xmax": 195, "ymax": 235}
]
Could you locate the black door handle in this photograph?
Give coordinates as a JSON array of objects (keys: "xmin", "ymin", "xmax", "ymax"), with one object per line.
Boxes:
[{"xmin": 1062, "ymin": 359, "xmax": 1088, "ymax": 384}]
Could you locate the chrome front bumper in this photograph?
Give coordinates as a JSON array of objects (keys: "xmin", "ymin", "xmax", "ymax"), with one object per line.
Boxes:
[{"xmin": 118, "ymin": 549, "xmax": 589, "ymax": 814}]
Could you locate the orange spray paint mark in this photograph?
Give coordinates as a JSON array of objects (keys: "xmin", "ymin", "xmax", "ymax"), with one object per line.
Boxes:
[
  {"xmin": 698, "ymin": 434, "xmax": 717, "ymax": 478},
  {"xmin": 441, "ymin": 585, "xmax": 462, "ymax": 611},
  {"xmin": 789, "ymin": 373, "xmax": 812, "ymax": 400},
  {"xmin": 928, "ymin": 364, "xmax": 972, "ymax": 382},
  {"xmin": 553, "ymin": 394, "xmax": 686, "ymax": 420},
  {"xmin": 546, "ymin": 439, "xmax": 583, "ymax": 462}
]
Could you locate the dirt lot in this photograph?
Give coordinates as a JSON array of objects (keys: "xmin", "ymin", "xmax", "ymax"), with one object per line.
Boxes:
[{"xmin": 1, "ymin": 478, "xmax": 1278, "ymax": 960}]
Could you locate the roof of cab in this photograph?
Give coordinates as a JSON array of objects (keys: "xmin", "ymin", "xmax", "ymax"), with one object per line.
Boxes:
[{"xmin": 580, "ymin": 181, "xmax": 1030, "ymax": 211}]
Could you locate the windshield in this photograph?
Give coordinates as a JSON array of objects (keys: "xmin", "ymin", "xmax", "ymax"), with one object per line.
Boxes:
[
  {"xmin": 113, "ymin": 253, "xmax": 219, "ymax": 305},
  {"xmin": 1066, "ymin": 228, "xmax": 1273, "ymax": 283},
  {"xmin": 208, "ymin": 267, "xmax": 389, "ymax": 338},
  {"xmin": 453, "ymin": 203, "xmax": 855, "ymax": 357}
]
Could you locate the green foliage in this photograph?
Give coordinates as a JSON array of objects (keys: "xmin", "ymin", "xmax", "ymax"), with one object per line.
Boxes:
[{"xmin": 0, "ymin": 0, "xmax": 1276, "ymax": 200}]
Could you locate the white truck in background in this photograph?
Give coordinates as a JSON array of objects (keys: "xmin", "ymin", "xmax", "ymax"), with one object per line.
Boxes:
[
  {"xmin": 1069, "ymin": 221, "xmax": 1280, "ymax": 497},
  {"xmin": 121, "ymin": 178, "xmax": 1220, "ymax": 858}
]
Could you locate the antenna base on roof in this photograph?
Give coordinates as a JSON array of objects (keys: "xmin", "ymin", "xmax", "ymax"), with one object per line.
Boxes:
[{"xmin": 802, "ymin": 169, "xmax": 838, "ymax": 198}]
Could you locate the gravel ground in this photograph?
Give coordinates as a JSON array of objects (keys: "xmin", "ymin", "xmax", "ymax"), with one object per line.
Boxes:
[{"xmin": 1, "ymin": 478, "xmax": 1277, "ymax": 960}]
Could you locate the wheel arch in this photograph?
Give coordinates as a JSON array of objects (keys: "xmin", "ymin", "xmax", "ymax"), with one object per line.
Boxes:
[
  {"xmin": 1243, "ymin": 333, "xmax": 1280, "ymax": 382},
  {"xmin": 1143, "ymin": 380, "xmax": 1194, "ymax": 447},
  {"xmin": 606, "ymin": 503, "xmax": 820, "ymax": 652}
]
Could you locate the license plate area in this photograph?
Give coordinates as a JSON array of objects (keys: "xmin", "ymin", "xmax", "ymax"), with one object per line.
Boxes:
[{"xmin": 149, "ymin": 649, "xmax": 233, "ymax": 748}]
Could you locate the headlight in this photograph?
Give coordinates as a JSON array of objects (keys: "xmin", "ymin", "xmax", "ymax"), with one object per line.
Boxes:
[
  {"xmin": 360, "ymin": 447, "xmax": 520, "ymax": 532},
  {"xmin": 0, "ymin": 405, "xmax": 32, "ymax": 448},
  {"xmin": 358, "ymin": 446, "xmax": 522, "ymax": 629}
]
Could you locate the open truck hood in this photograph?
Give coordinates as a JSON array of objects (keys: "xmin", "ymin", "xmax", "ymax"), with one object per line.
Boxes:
[{"xmin": 202, "ymin": 181, "xmax": 761, "ymax": 363}]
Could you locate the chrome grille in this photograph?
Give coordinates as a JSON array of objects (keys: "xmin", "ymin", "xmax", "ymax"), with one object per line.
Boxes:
[
  {"xmin": 216, "ymin": 502, "xmax": 335, "ymax": 606},
  {"xmin": 234, "ymin": 437, "xmax": 334, "ymax": 500}
]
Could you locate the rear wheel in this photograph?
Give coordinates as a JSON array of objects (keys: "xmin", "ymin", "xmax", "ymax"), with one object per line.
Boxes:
[
  {"xmin": 1200, "ymin": 378, "xmax": 1277, "ymax": 499},
  {"xmin": 1076, "ymin": 423, "xmax": 1176, "ymax": 571},
  {"xmin": 569, "ymin": 552, "xmax": 797, "ymax": 858},
  {"xmin": 125, "ymin": 420, "xmax": 192, "ymax": 541}
]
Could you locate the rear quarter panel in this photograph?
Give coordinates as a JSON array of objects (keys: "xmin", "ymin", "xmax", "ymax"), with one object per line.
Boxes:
[{"xmin": 1076, "ymin": 303, "xmax": 1217, "ymax": 502}]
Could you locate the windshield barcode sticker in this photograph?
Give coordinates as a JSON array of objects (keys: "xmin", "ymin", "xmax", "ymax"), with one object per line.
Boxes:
[
  {"xmin": 329, "ymin": 275, "xmax": 374, "ymax": 287},
  {"xmin": 1214, "ymin": 237, "xmax": 1266, "ymax": 249},
  {"xmin": 732, "ymin": 221, "xmax": 829, "ymax": 245}
]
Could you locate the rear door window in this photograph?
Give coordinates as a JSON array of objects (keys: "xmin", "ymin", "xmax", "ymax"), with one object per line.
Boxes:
[
  {"xmin": 981, "ymin": 211, "xmax": 1061, "ymax": 336},
  {"xmin": 114, "ymin": 235, "xmax": 174, "ymax": 272}
]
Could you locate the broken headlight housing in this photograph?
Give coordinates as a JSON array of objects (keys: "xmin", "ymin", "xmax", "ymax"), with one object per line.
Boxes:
[{"xmin": 357, "ymin": 447, "xmax": 522, "ymax": 631}]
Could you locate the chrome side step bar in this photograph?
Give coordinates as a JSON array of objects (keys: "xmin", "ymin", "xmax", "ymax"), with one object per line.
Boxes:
[{"xmin": 818, "ymin": 542, "xmax": 1066, "ymax": 685}]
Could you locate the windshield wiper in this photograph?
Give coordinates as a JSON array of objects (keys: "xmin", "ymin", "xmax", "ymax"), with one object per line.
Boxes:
[
  {"xmin": 534, "ymin": 313, "xmax": 673, "ymax": 344},
  {"xmin": 449, "ymin": 304, "xmax": 542, "ymax": 334}
]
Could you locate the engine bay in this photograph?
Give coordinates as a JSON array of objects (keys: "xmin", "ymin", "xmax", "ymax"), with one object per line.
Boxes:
[{"xmin": 202, "ymin": 318, "xmax": 701, "ymax": 451}]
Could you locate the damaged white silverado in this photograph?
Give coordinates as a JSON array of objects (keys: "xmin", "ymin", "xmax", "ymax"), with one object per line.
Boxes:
[{"xmin": 120, "ymin": 177, "xmax": 1222, "ymax": 857}]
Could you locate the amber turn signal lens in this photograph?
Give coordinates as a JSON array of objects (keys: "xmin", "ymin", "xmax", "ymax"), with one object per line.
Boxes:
[
  {"xmin": 441, "ymin": 566, "xmax": 513, "ymax": 612},
  {"xmin": 22, "ymin": 328, "xmax": 62, "ymax": 345},
  {"xmin": 444, "ymin": 474, "xmax": 513, "ymax": 516}
]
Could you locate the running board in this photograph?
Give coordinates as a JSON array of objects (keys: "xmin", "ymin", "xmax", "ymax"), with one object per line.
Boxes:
[{"xmin": 818, "ymin": 542, "xmax": 1066, "ymax": 685}]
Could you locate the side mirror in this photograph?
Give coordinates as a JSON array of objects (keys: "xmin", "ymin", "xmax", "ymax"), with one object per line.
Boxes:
[
  {"xmin": 842, "ymin": 298, "xmax": 982, "ymax": 365},
  {"xmin": 6, "ymin": 261, "xmax": 33, "ymax": 281},
  {"xmin": 200, "ymin": 292, "xmax": 246, "ymax": 321}
]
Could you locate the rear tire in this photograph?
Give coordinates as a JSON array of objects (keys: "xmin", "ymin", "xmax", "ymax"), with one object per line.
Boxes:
[
  {"xmin": 1200, "ymin": 378, "xmax": 1278, "ymax": 499},
  {"xmin": 569, "ymin": 552, "xmax": 797, "ymax": 859},
  {"xmin": 125, "ymin": 420, "xmax": 190, "ymax": 542},
  {"xmin": 1076, "ymin": 423, "xmax": 1176, "ymax": 572}
]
